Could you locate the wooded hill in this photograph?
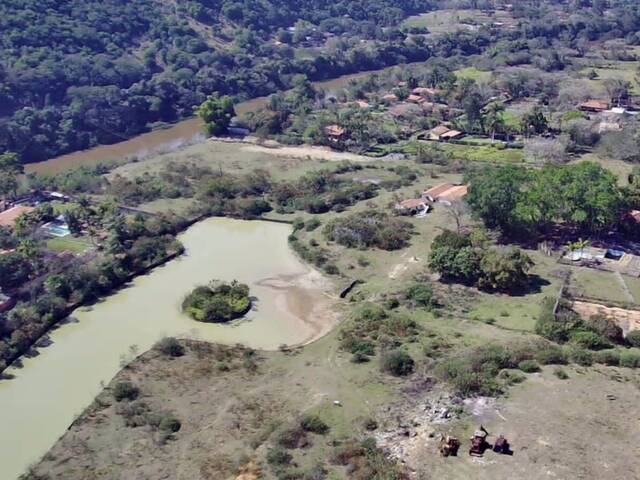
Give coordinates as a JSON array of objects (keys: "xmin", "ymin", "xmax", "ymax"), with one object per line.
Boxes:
[{"xmin": 0, "ymin": 0, "xmax": 430, "ymax": 163}]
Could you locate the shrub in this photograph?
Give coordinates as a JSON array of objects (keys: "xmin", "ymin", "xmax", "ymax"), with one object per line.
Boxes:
[
  {"xmin": 619, "ymin": 351, "xmax": 640, "ymax": 368},
  {"xmin": 498, "ymin": 369, "xmax": 526, "ymax": 385},
  {"xmin": 305, "ymin": 218, "xmax": 321, "ymax": 231},
  {"xmin": 627, "ymin": 331, "xmax": 640, "ymax": 348},
  {"xmin": 276, "ymin": 425, "xmax": 308, "ymax": 449},
  {"xmin": 535, "ymin": 298, "xmax": 584, "ymax": 343},
  {"xmin": 535, "ymin": 345, "xmax": 568, "ymax": 365},
  {"xmin": 293, "ymin": 217, "xmax": 305, "ymax": 231},
  {"xmin": 113, "ymin": 381, "xmax": 139, "ymax": 402},
  {"xmin": 323, "ymin": 263, "xmax": 339, "ymax": 275},
  {"xmin": 267, "ymin": 447, "xmax": 292, "ymax": 467},
  {"xmin": 357, "ymin": 256, "xmax": 370, "ymax": 267},
  {"xmin": 553, "ymin": 367, "xmax": 569, "ymax": 379},
  {"xmin": 363, "ymin": 418, "xmax": 378, "ymax": 431},
  {"xmin": 586, "ymin": 314, "xmax": 624, "ymax": 343},
  {"xmin": 568, "ymin": 347, "xmax": 593, "ymax": 366},
  {"xmin": 323, "ymin": 211, "xmax": 412, "ymax": 250},
  {"xmin": 404, "ymin": 283, "xmax": 437, "ymax": 309},
  {"xmin": 301, "ymin": 414, "xmax": 329, "ymax": 434},
  {"xmin": 351, "ymin": 352, "xmax": 370, "ymax": 363},
  {"xmin": 570, "ymin": 330, "xmax": 611, "ymax": 350},
  {"xmin": 156, "ymin": 337, "xmax": 185, "ymax": 357},
  {"xmin": 435, "ymin": 344, "xmax": 518, "ymax": 396},
  {"xmin": 517, "ymin": 360, "xmax": 540, "ymax": 373},
  {"xmin": 593, "ymin": 350, "xmax": 620, "ymax": 366},
  {"xmin": 158, "ymin": 414, "xmax": 182, "ymax": 433},
  {"xmin": 349, "ymin": 340, "xmax": 375, "ymax": 356},
  {"xmin": 380, "ymin": 349, "xmax": 414, "ymax": 376}
]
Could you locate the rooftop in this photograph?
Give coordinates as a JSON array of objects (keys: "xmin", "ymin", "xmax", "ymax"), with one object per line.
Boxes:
[
  {"xmin": 580, "ymin": 99, "xmax": 610, "ymax": 111},
  {"xmin": 0, "ymin": 205, "xmax": 35, "ymax": 227},
  {"xmin": 430, "ymin": 125, "xmax": 451, "ymax": 136},
  {"xmin": 423, "ymin": 183, "xmax": 468, "ymax": 200},
  {"xmin": 397, "ymin": 198, "xmax": 431, "ymax": 209},
  {"xmin": 324, "ymin": 124, "xmax": 346, "ymax": 137}
]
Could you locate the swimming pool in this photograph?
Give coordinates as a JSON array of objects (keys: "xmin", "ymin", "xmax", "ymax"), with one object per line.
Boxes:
[{"xmin": 42, "ymin": 223, "xmax": 71, "ymax": 237}]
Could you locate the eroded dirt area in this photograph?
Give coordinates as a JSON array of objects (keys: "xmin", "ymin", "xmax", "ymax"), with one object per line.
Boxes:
[{"xmin": 376, "ymin": 367, "xmax": 640, "ymax": 480}]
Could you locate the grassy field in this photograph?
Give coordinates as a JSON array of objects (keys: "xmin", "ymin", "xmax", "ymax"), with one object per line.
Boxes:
[
  {"xmin": 441, "ymin": 143, "xmax": 525, "ymax": 164},
  {"xmin": 110, "ymin": 140, "xmax": 332, "ymax": 184},
  {"xmin": 579, "ymin": 61, "xmax": 640, "ymax": 95},
  {"xmin": 569, "ymin": 267, "xmax": 633, "ymax": 304},
  {"xmin": 403, "ymin": 9, "xmax": 514, "ymax": 36},
  {"xmin": 455, "ymin": 67, "xmax": 493, "ymax": 83},
  {"xmin": 46, "ymin": 235, "xmax": 92, "ymax": 254},
  {"xmin": 622, "ymin": 275, "xmax": 640, "ymax": 304}
]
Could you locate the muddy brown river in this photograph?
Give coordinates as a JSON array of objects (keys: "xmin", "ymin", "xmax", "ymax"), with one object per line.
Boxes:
[{"xmin": 0, "ymin": 218, "xmax": 336, "ymax": 479}]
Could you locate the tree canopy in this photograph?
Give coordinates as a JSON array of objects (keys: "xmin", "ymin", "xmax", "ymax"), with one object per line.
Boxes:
[{"xmin": 465, "ymin": 162, "xmax": 627, "ymax": 237}]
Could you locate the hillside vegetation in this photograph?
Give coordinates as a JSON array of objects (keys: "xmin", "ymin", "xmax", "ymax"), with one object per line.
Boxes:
[{"xmin": 0, "ymin": 0, "xmax": 431, "ymax": 163}]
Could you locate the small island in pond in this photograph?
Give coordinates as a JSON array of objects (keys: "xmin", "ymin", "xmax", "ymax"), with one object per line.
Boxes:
[{"xmin": 182, "ymin": 280, "xmax": 251, "ymax": 323}]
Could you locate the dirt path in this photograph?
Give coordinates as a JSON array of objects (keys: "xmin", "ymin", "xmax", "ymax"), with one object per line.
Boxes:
[
  {"xmin": 615, "ymin": 271, "xmax": 636, "ymax": 303},
  {"xmin": 239, "ymin": 143, "xmax": 379, "ymax": 163}
]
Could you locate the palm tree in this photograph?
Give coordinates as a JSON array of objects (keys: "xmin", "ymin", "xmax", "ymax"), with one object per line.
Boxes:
[
  {"xmin": 484, "ymin": 103, "xmax": 506, "ymax": 143},
  {"xmin": 569, "ymin": 238, "xmax": 590, "ymax": 258}
]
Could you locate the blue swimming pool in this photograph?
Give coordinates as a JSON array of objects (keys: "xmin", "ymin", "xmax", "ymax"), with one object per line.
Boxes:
[{"xmin": 43, "ymin": 223, "xmax": 71, "ymax": 237}]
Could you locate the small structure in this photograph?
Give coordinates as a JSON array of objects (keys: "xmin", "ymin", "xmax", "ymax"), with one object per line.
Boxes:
[
  {"xmin": 382, "ymin": 93, "xmax": 399, "ymax": 104},
  {"xmin": 412, "ymin": 87, "xmax": 439, "ymax": 97},
  {"xmin": 440, "ymin": 129, "xmax": 465, "ymax": 141},
  {"xmin": 390, "ymin": 103, "xmax": 422, "ymax": 119},
  {"xmin": 395, "ymin": 198, "xmax": 431, "ymax": 216},
  {"xmin": 0, "ymin": 205, "xmax": 35, "ymax": 228},
  {"xmin": 493, "ymin": 435, "xmax": 511, "ymax": 454},
  {"xmin": 439, "ymin": 435, "xmax": 461, "ymax": 457},
  {"xmin": 469, "ymin": 427, "xmax": 489, "ymax": 457},
  {"xmin": 324, "ymin": 124, "xmax": 346, "ymax": 141},
  {"xmin": 42, "ymin": 214, "xmax": 71, "ymax": 237},
  {"xmin": 579, "ymin": 99, "xmax": 610, "ymax": 112},
  {"xmin": 429, "ymin": 125, "xmax": 451, "ymax": 140},
  {"xmin": 407, "ymin": 94, "xmax": 426, "ymax": 105},
  {"xmin": 422, "ymin": 183, "xmax": 468, "ymax": 203},
  {"xmin": 43, "ymin": 191, "xmax": 70, "ymax": 202},
  {"xmin": 428, "ymin": 125, "xmax": 465, "ymax": 141}
]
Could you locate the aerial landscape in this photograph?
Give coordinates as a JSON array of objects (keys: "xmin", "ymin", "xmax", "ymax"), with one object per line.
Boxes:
[{"xmin": 1, "ymin": 0, "xmax": 640, "ymax": 479}]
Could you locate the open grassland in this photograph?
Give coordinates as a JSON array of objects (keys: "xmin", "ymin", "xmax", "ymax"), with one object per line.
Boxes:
[
  {"xmin": 403, "ymin": 9, "xmax": 515, "ymax": 36},
  {"xmin": 570, "ymin": 267, "xmax": 635, "ymax": 304},
  {"xmin": 45, "ymin": 235, "xmax": 92, "ymax": 254},
  {"xmin": 110, "ymin": 140, "xmax": 332, "ymax": 184},
  {"xmin": 579, "ymin": 61, "xmax": 640, "ymax": 95},
  {"xmin": 440, "ymin": 143, "xmax": 525, "ymax": 164},
  {"xmin": 622, "ymin": 276, "xmax": 640, "ymax": 304},
  {"xmin": 454, "ymin": 67, "xmax": 493, "ymax": 83}
]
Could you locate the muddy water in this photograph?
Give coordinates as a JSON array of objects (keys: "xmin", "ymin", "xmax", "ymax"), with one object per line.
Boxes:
[
  {"xmin": 0, "ymin": 218, "xmax": 334, "ymax": 479},
  {"xmin": 25, "ymin": 67, "xmax": 403, "ymax": 175}
]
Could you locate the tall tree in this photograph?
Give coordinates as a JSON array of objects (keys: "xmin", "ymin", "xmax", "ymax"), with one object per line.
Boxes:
[
  {"xmin": 0, "ymin": 152, "xmax": 22, "ymax": 202},
  {"xmin": 197, "ymin": 94, "xmax": 236, "ymax": 137}
]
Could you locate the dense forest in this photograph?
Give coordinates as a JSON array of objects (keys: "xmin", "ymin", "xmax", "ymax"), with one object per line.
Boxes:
[
  {"xmin": 1, "ymin": 0, "xmax": 640, "ymax": 163},
  {"xmin": 0, "ymin": 0, "xmax": 432, "ymax": 163}
]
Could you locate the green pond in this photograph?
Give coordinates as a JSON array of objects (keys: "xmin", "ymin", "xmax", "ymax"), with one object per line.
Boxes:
[{"xmin": 0, "ymin": 217, "xmax": 335, "ymax": 479}]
